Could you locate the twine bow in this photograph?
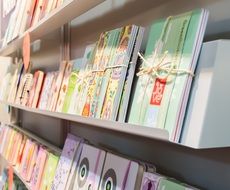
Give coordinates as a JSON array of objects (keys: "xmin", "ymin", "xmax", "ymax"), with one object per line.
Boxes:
[{"xmin": 137, "ymin": 52, "xmax": 194, "ymax": 82}]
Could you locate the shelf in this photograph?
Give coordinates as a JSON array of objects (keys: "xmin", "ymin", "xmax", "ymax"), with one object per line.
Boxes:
[
  {"xmin": 0, "ymin": 0, "xmax": 104, "ymax": 56},
  {"xmin": 9, "ymin": 124, "xmax": 62, "ymax": 155},
  {"xmin": 0, "ymin": 101, "xmax": 169, "ymax": 142}
]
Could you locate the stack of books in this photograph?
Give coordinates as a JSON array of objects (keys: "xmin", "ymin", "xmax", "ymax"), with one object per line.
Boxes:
[
  {"xmin": 0, "ymin": 123, "xmax": 60, "ymax": 190},
  {"xmin": 2, "ymin": 0, "xmax": 67, "ymax": 47},
  {"xmin": 0, "ymin": 123, "xmax": 200, "ymax": 190}
]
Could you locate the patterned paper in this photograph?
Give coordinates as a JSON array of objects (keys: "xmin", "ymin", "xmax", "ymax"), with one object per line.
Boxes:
[{"xmin": 51, "ymin": 134, "xmax": 81, "ymax": 190}]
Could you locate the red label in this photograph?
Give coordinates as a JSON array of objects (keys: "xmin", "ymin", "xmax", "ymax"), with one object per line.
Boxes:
[{"xmin": 150, "ymin": 78, "xmax": 166, "ymax": 105}]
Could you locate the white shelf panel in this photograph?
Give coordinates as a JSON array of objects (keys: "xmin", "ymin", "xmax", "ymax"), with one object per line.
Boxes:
[
  {"xmin": 0, "ymin": 101, "xmax": 169, "ymax": 142},
  {"xmin": 0, "ymin": 0, "xmax": 104, "ymax": 56}
]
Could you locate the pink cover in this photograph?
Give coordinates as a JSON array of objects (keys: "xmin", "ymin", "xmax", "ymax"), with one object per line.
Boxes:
[{"xmin": 30, "ymin": 146, "xmax": 48, "ymax": 190}]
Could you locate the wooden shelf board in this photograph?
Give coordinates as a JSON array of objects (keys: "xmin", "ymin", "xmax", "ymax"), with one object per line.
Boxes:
[{"xmin": 0, "ymin": 0, "xmax": 104, "ymax": 56}]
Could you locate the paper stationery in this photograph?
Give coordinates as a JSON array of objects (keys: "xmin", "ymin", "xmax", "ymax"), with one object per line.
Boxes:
[
  {"xmin": 99, "ymin": 152, "xmax": 139, "ymax": 190},
  {"xmin": 140, "ymin": 172, "xmax": 163, "ymax": 190},
  {"xmin": 56, "ymin": 62, "xmax": 73, "ymax": 112},
  {"xmin": 128, "ymin": 9, "xmax": 209, "ymax": 141},
  {"xmin": 51, "ymin": 134, "xmax": 81, "ymax": 190},
  {"xmin": 73, "ymin": 144, "xmax": 105, "ymax": 190},
  {"xmin": 40, "ymin": 153, "xmax": 59, "ymax": 190},
  {"xmin": 27, "ymin": 70, "xmax": 45, "ymax": 108},
  {"xmin": 30, "ymin": 147, "xmax": 48, "ymax": 190}
]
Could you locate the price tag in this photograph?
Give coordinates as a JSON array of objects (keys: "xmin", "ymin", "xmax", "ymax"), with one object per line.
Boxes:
[{"xmin": 23, "ymin": 33, "xmax": 31, "ymax": 71}]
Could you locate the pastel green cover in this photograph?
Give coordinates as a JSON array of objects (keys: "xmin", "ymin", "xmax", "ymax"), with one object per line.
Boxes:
[
  {"xmin": 90, "ymin": 30, "xmax": 117, "ymax": 117},
  {"xmin": 62, "ymin": 59, "xmax": 83, "ymax": 113},
  {"xmin": 128, "ymin": 21, "xmax": 164, "ymax": 125},
  {"xmin": 163, "ymin": 10, "xmax": 203, "ymax": 140},
  {"xmin": 40, "ymin": 153, "xmax": 59, "ymax": 190},
  {"xmin": 93, "ymin": 29, "xmax": 121, "ymax": 118},
  {"xmin": 158, "ymin": 179, "xmax": 186, "ymax": 190},
  {"xmin": 144, "ymin": 12, "xmax": 192, "ymax": 129},
  {"xmin": 128, "ymin": 10, "xmax": 204, "ymax": 142}
]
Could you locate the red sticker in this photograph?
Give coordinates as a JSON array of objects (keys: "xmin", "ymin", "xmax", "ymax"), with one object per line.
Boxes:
[
  {"xmin": 150, "ymin": 78, "xmax": 166, "ymax": 105},
  {"xmin": 23, "ymin": 33, "xmax": 30, "ymax": 71}
]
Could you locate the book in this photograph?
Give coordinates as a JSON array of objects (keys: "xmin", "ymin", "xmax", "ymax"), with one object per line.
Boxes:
[
  {"xmin": 65, "ymin": 138, "xmax": 83, "ymax": 190},
  {"xmin": 38, "ymin": 72, "xmax": 57, "ymax": 110},
  {"xmin": 7, "ymin": 61, "xmax": 24, "ymax": 103},
  {"xmin": 31, "ymin": 0, "xmax": 45, "ymax": 26},
  {"xmin": 0, "ymin": 73, "xmax": 12, "ymax": 101},
  {"xmin": 26, "ymin": 0, "xmax": 38, "ymax": 28},
  {"xmin": 19, "ymin": 139, "xmax": 38, "ymax": 181},
  {"xmin": 15, "ymin": 73, "xmax": 34, "ymax": 106},
  {"xmin": 99, "ymin": 152, "xmax": 139, "ymax": 190},
  {"xmin": 39, "ymin": 0, "xmax": 49, "ymax": 20},
  {"xmin": 100, "ymin": 25, "xmax": 139, "ymax": 120},
  {"xmin": 158, "ymin": 178, "xmax": 191, "ymax": 190},
  {"xmin": 56, "ymin": 62, "xmax": 73, "ymax": 112},
  {"xmin": 2, "ymin": 127, "xmax": 14, "ymax": 158},
  {"xmin": 40, "ymin": 153, "xmax": 59, "ymax": 190},
  {"xmin": 30, "ymin": 147, "xmax": 48, "ymax": 190},
  {"xmin": 88, "ymin": 29, "xmax": 120, "ymax": 118},
  {"xmin": 27, "ymin": 70, "xmax": 45, "ymax": 108},
  {"xmin": 128, "ymin": 10, "xmax": 209, "ymax": 141},
  {"xmin": 61, "ymin": 59, "xmax": 83, "ymax": 113},
  {"xmin": 11, "ymin": 0, "xmax": 27, "ymax": 40},
  {"xmin": 51, "ymin": 134, "xmax": 81, "ymax": 190},
  {"xmin": 73, "ymin": 144, "xmax": 106, "ymax": 190},
  {"xmin": 68, "ymin": 44, "xmax": 96, "ymax": 115},
  {"xmin": 9, "ymin": 132, "xmax": 23, "ymax": 166},
  {"xmin": 140, "ymin": 172, "xmax": 163, "ymax": 190},
  {"xmin": 18, "ymin": 0, "xmax": 33, "ymax": 35},
  {"xmin": 15, "ymin": 135, "xmax": 27, "ymax": 170},
  {"xmin": 48, "ymin": 61, "xmax": 67, "ymax": 111}
]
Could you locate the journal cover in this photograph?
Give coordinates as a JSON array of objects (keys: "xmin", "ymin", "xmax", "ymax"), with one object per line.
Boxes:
[
  {"xmin": 19, "ymin": 139, "xmax": 38, "ymax": 181},
  {"xmin": 27, "ymin": 70, "xmax": 45, "ymax": 108},
  {"xmin": 90, "ymin": 29, "xmax": 121, "ymax": 119},
  {"xmin": 9, "ymin": 132, "xmax": 23, "ymax": 166},
  {"xmin": 65, "ymin": 138, "xmax": 84, "ymax": 190},
  {"xmin": 128, "ymin": 10, "xmax": 208, "ymax": 141},
  {"xmin": 67, "ymin": 44, "xmax": 95, "ymax": 115},
  {"xmin": 7, "ymin": 61, "xmax": 24, "ymax": 103},
  {"xmin": 51, "ymin": 134, "xmax": 81, "ymax": 190},
  {"xmin": 16, "ymin": 135, "xmax": 27, "ymax": 170},
  {"xmin": 99, "ymin": 152, "xmax": 139, "ymax": 190},
  {"xmin": 100, "ymin": 25, "xmax": 139, "ymax": 120},
  {"xmin": 140, "ymin": 172, "xmax": 163, "ymax": 190},
  {"xmin": 157, "ymin": 178, "xmax": 188, "ymax": 190},
  {"xmin": 73, "ymin": 144, "xmax": 106, "ymax": 190},
  {"xmin": 38, "ymin": 72, "xmax": 56, "ymax": 110},
  {"xmin": 117, "ymin": 27, "xmax": 145, "ymax": 122},
  {"xmin": 48, "ymin": 61, "xmax": 67, "ymax": 111},
  {"xmin": 40, "ymin": 153, "xmax": 59, "ymax": 190},
  {"xmin": 15, "ymin": 73, "xmax": 33, "ymax": 106},
  {"xmin": 56, "ymin": 61, "xmax": 73, "ymax": 112},
  {"xmin": 30, "ymin": 147, "xmax": 48, "ymax": 190}
]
